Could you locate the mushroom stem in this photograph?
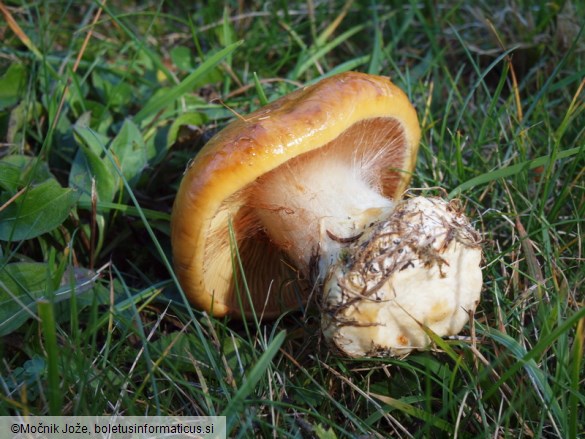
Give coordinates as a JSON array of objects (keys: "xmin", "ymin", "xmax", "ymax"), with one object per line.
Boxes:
[{"xmin": 252, "ymin": 156, "xmax": 394, "ymax": 282}]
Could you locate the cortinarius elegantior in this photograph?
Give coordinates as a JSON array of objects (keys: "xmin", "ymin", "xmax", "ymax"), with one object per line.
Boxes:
[{"xmin": 171, "ymin": 72, "xmax": 482, "ymax": 357}]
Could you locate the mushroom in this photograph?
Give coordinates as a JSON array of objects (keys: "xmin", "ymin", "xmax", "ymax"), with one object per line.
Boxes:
[{"xmin": 171, "ymin": 71, "xmax": 483, "ymax": 356}]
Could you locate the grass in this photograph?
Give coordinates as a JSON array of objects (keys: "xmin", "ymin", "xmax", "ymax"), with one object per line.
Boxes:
[{"xmin": 0, "ymin": 0, "xmax": 584, "ymax": 437}]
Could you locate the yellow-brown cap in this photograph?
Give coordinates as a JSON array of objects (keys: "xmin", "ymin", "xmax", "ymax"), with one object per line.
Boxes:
[{"xmin": 171, "ymin": 71, "xmax": 421, "ymax": 318}]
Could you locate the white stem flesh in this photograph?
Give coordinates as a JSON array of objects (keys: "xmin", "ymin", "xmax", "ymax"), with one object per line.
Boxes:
[{"xmin": 253, "ymin": 158, "xmax": 394, "ymax": 280}]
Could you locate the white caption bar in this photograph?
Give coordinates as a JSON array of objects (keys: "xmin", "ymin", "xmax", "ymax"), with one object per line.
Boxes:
[{"xmin": 1, "ymin": 416, "xmax": 226, "ymax": 438}]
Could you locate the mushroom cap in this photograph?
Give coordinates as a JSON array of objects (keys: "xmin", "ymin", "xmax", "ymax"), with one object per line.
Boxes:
[
  {"xmin": 321, "ymin": 196, "xmax": 483, "ymax": 357},
  {"xmin": 171, "ymin": 72, "xmax": 421, "ymax": 318}
]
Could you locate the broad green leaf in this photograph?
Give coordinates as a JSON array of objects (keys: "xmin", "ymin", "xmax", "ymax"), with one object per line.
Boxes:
[
  {"xmin": 65, "ymin": 71, "xmax": 90, "ymax": 117},
  {"xmin": 0, "ymin": 161, "xmax": 24, "ymax": 192},
  {"xmin": 314, "ymin": 424, "xmax": 338, "ymax": 439},
  {"xmin": 222, "ymin": 335, "xmax": 254, "ymax": 373},
  {"xmin": 73, "ymin": 121, "xmax": 111, "ymax": 156},
  {"xmin": 0, "ymin": 263, "xmax": 50, "ymax": 335},
  {"xmin": 145, "ymin": 123, "xmax": 171, "ymax": 165},
  {"xmin": 0, "ymin": 155, "xmax": 53, "ymax": 192},
  {"xmin": 0, "ymin": 179, "xmax": 79, "ymax": 241},
  {"xmin": 145, "ymin": 112, "xmax": 207, "ymax": 166},
  {"xmin": 92, "ymin": 71, "xmax": 133, "ymax": 111},
  {"xmin": 0, "ymin": 63, "xmax": 26, "ymax": 110},
  {"xmin": 110, "ymin": 119, "xmax": 147, "ymax": 186},
  {"xmin": 0, "ymin": 263, "xmax": 100, "ymax": 336},
  {"xmin": 91, "ymin": 71, "xmax": 109, "ymax": 103},
  {"xmin": 4, "ymin": 356, "xmax": 46, "ymax": 402},
  {"xmin": 167, "ymin": 112, "xmax": 207, "ymax": 147},
  {"xmin": 69, "ymin": 146, "xmax": 117, "ymax": 203},
  {"xmin": 170, "ymin": 46, "xmax": 194, "ymax": 71},
  {"xmin": 70, "ymin": 125, "xmax": 118, "ymax": 202},
  {"xmin": 109, "ymin": 83, "xmax": 133, "ymax": 110},
  {"xmin": 84, "ymin": 100, "xmax": 113, "ymax": 134},
  {"xmin": 7, "ymin": 100, "xmax": 43, "ymax": 144},
  {"xmin": 51, "ymin": 112, "xmax": 77, "ymax": 166}
]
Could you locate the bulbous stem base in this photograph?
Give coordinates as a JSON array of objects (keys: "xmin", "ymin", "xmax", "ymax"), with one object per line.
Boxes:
[{"xmin": 321, "ymin": 196, "xmax": 483, "ymax": 358}]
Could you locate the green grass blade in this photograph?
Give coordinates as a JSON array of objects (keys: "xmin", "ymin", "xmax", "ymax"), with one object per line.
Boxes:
[
  {"xmin": 222, "ymin": 330, "xmax": 286, "ymax": 434},
  {"xmin": 569, "ymin": 318, "xmax": 584, "ymax": 439},
  {"xmin": 448, "ymin": 146, "xmax": 583, "ymax": 198},
  {"xmin": 87, "ymin": 128, "xmax": 232, "ymax": 402},
  {"xmin": 37, "ymin": 299, "xmax": 62, "ymax": 415},
  {"xmin": 367, "ymin": 8, "xmax": 383, "ymax": 75},
  {"xmin": 481, "ymin": 305, "xmax": 585, "ymax": 414},
  {"xmin": 370, "ymin": 392, "xmax": 454, "ymax": 433},
  {"xmin": 291, "ymin": 25, "xmax": 364, "ymax": 79},
  {"xmin": 77, "ymin": 199, "xmax": 171, "ymax": 222},
  {"xmin": 252, "ymin": 72, "xmax": 268, "ymax": 106},
  {"xmin": 134, "ymin": 41, "xmax": 243, "ymax": 123}
]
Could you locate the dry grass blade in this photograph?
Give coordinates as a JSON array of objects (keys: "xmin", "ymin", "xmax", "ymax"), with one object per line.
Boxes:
[
  {"xmin": 0, "ymin": 1, "xmax": 42, "ymax": 58},
  {"xmin": 485, "ymin": 19, "xmax": 524, "ymax": 123},
  {"xmin": 0, "ymin": 187, "xmax": 27, "ymax": 213},
  {"xmin": 317, "ymin": 0, "xmax": 354, "ymax": 45}
]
